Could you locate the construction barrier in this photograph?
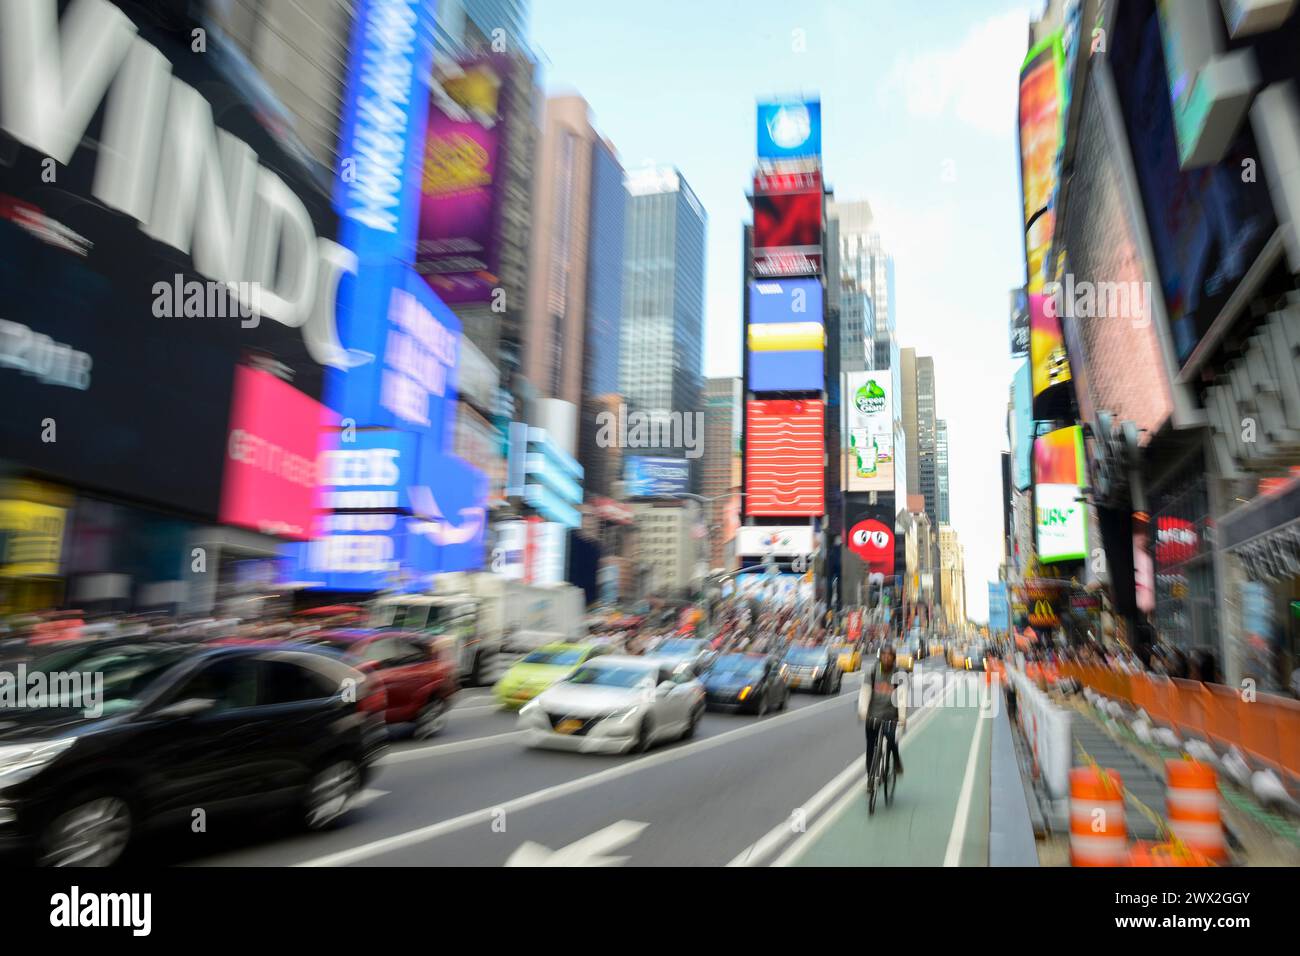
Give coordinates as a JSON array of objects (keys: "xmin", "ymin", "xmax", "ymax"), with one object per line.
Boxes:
[
  {"xmin": 1060, "ymin": 664, "xmax": 1300, "ymax": 782},
  {"xmin": 1128, "ymin": 840, "xmax": 1214, "ymax": 867},
  {"xmin": 1070, "ymin": 767, "xmax": 1128, "ymax": 866},
  {"xmin": 1165, "ymin": 759, "xmax": 1228, "ymax": 862},
  {"xmin": 1009, "ymin": 666, "xmax": 1073, "ymax": 806}
]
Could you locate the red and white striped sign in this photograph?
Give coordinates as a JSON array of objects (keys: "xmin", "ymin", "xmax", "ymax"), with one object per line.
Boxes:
[{"xmin": 745, "ymin": 400, "xmax": 825, "ymax": 517}]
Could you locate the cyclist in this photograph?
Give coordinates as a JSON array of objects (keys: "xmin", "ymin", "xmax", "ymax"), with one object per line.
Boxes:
[{"xmin": 857, "ymin": 643, "xmax": 908, "ymax": 778}]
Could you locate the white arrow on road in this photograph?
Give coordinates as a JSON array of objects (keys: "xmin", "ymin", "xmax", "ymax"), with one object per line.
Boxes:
[{"xmin": 505, "ymin": 820, "xmax": 649, "ymax": 867}]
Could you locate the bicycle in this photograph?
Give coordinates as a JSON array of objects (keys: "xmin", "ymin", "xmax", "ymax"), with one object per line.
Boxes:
[{"xmin": 865, "ymin": 717, "xmax": 898, "ymax": 815}]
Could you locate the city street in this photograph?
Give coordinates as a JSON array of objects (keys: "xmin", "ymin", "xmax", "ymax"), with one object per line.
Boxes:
[{"xmin": 121, "ymin": 661, "xmax": 997, "ymax": 868}]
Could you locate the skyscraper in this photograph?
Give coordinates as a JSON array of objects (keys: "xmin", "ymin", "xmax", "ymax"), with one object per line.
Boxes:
[
  {"xmin": 936, "ymin": 419, "xmax": 950, "ymax": 525},
  {"xmin": 829, "ymin": 200, "xmax": 895, "ymax": 373},
  {"xmin": 620, "ymin": 167, "xmax": 707, "ymax": 452},
  {"xmin": 901, "ymin": 348, "xmax": 919, "ymax": 497},
  {"xmin": 916, "ymin": 355, "xmax": 937, "ymax": 527},
  {"xmin": 703, "ymin": 378, "xmax": 743, "ymax": 570},
  {"xmin": 526, "ymin": 95, "xmax": 623, "ymax": 409}
]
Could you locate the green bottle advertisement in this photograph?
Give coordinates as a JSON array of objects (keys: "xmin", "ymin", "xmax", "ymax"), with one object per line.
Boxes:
[{"xmin": 852, "ymin": 379, "xmax": 887, "ymax": 481}]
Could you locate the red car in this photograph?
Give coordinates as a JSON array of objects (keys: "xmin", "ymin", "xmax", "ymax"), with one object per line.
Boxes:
[{"xmin": 304, "ymin": 629, "xmax": 458, "ymax": 739}]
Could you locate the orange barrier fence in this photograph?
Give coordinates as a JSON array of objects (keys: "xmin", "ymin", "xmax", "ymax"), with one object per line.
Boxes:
[{"xmin": 1062, "ymin": 664, "xmax": 1300, "ymax": 781}]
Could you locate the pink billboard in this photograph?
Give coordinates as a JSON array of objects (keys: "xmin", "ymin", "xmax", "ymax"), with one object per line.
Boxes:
[
  {"xmin": 219, "ymin": 366, "xmax": 335, "ymax": 541},
  {"xmin": 415, "ymin": 56, "xmax": 510, "ymax": 305}
]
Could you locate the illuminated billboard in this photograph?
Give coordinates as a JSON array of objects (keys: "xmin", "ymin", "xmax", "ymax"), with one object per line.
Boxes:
[
  {"xmin": 752, "ymin": 171, "xmax": 822, "ymax": 278},
  {"xmin": 415, "ymin": 55, "xmax": 512, "ymax": 304},
  {"xmin": 747, "ymin": 279, "xmax": 824, "ymax": 391},
  {"xmin": 843, "ymin": 371, "xmax": 894, "ymax": 492},
  {"xmin": 757, "ymin": 100, "xmax": 821, "ymax": 160},
  {"xmin": 624, "ymin": 457, "xmax": 690, "ymax": 497},
  {"xmin": 1034, "ymin": 424, "xmax": 1088, "ymax": 563},
  {"xmin": 1010, "ymin": 287, "xmax": 1030, "ymax": 355},
  {"xmin": 1018, "ymin": 32, "xmax": 1064, "ymax": 293},
  {"xmin": 1029, "ymin": 290, "xmax": 1071, "ymax": 400},
  {"xmin": 219, "ymin": 366, "xmax": 335, "ymax": 541},
  {"xmin": 745, "ymin": 400, "xmax": 825, "ymax": 517},
  {"xmin": 736, "ymin": 526, "xmax": 817, "ymax": 557}
]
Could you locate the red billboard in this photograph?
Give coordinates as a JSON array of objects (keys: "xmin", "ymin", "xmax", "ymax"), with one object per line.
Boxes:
[
  {"xmin": 745, "ymin": 400, "xmax": 825, "ymax": 516},
  {"xmin": 219, "ymin": 366, "xmax": 335, "ymax": 541},
  {"xmin": 848, "ymin": 518, "xmax": 895, "ymax": 575},
  {"xmin": 752, "ymin": 172, "xmax": 822, "ymax": 278}
]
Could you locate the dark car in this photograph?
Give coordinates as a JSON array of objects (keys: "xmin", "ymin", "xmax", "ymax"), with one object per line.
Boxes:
[
  {"xmin": 782, "ymin": 644, "xmax": 842, "ymax": 695},
  {"xmin": 299, "ymin": 629, "xmax": 458, "ymax": 739},
  {"xmin": 700, "ymin": 653, "xmax": 789, "ymax": 715},
  {"xmin": 0, "ymin": 642, "xmax": 387, "ymax": 866}
]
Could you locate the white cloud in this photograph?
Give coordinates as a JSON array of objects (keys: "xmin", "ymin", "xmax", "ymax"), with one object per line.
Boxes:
[{"xmin": 882, "ymin": 7, "xmax": 1031, "ymax": 135}]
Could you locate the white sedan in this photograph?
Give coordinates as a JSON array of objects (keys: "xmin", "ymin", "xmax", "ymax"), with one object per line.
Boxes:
[{"xmin": 519, "ymin": 655, "xmax": 706, "ymax": 754}]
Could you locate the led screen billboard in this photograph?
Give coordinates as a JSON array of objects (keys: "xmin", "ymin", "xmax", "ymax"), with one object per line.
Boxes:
[
  {"xmin": 847, "ymin": 517, "xmax": 895, "ymax": 576},
  {"xmin": 624, "ymin": 457, "xmax": 691, "ymax": 497},
  {"xmin": 752, "ymin": 171, "xmax": 822, "ymax": 278},
  {"xmin": 415, "ymin": 55, "xmax": 511, "ymax": 304},
  {"xmin": 1034, "ymin": 424, "xmax": 1088, "ymax": 563},
  {"xmin": 219, "ymin": 366, "xmax": 336, "ymax": 541},
  {"xmin": 757, "ymin": 100, "xmax": 821, "ymax": 160},
  {"xmin": 1018, "ymin": 32, "xmax": 1064, "ymax": 293},
  {"xmin": 1012, "ymin": 362, "xmax": 1034, "ymax": 490},
  {"xmin": 843, "ymin": 371, "xmax": 894, "ymax": 492},
  {"xmin": 747, "ymin": 278, "xmax": 824, "ymax": 391},
  {"xmin": 735, "ymin": 526, "xmax": 817, "ymax": 557},
  {"xmin": 1109, "ymin": 0, "xmax": 1277, "ymax": 368},
  {"xmin": 1010, "ymin": 287, "xmax": 1030, "ymax": 355},
  {"xmin": 745, "ymin": 400, "xmax": 825, "ymax": 517},
  {"xmin": 1029, "ymin": 291, "xmax": 1072, "ymax": 400}
]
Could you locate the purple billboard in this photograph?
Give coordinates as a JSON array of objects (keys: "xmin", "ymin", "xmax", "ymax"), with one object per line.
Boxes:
[{"xmin": 415, "ymin": 56, "xmax": 511, "ymax": 304}]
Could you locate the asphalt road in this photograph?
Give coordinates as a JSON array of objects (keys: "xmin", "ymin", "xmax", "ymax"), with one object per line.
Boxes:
[{"xmin": 127, "ymin": 656, "xmax": 997, "ymax": 866}]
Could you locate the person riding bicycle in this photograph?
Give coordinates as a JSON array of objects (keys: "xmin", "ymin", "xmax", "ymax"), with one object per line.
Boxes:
[{"xmin": 857, "ymin": 644, "xmax": 908, "ymax": 778}]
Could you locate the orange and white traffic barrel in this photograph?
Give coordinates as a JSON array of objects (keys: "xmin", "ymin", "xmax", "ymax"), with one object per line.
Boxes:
[
  {"xmin": 1165, "ymin": 760, "xmax": 1226, "ymax": 862},
  {"xmin": 1070, "ymin": 767, "xmax": 1128, "ymax": 866}
]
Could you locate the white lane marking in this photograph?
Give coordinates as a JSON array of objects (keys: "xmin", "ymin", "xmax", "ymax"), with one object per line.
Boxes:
[
  {"xmin": 726, "ymin": 758, "xmax": 863, "ymax": 867},
  {"xmin": 350, "ymin": 789, "xmax": 390, "ymax": 810},
  {"xmin": 295, "ymin": 687, "xmax": 859, "ymax": 866},
  {"xmin": 505, "ymin": 820, "xmax": 648, "ymax": 867},
  {"xmin": 448, "ymin": 703, "xmax": 504, "ymax": 717},
  {"xmin": 381, "ymin": 731, "xmax": 525, "ymax": 763},
  {"xmin": 943, "ymin": 706, "xmax": 986, "ymax": 867}
]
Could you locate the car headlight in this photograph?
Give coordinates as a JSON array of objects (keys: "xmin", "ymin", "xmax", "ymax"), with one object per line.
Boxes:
[
  {"xmin": 0, "ymin": 738, "xmax": 76, "ymax": 784},
  {"xmin": 813, "ymin": 666, "xmax": 825, "ymax": 677}
]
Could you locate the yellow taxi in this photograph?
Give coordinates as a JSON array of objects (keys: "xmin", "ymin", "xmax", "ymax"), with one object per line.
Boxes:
[{"xmin": 833, "ymin": 642, "xmax": 862, "ymax": 673}]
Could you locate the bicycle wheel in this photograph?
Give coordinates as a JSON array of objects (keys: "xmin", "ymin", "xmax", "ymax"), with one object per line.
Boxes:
[{"xmin": 867, "ymin": 771, "xmax": 877, "ymax": 815}]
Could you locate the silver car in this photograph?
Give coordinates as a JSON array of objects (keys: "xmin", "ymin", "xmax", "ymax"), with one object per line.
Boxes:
[{"xmin": 519, "ymin": 655, "xmax": 705, "ymax": 754}]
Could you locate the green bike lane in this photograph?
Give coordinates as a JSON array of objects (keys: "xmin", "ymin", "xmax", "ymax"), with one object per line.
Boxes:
[{"xmin": 784, "ymin": 697, "xmax": 993, "ymax": 866}]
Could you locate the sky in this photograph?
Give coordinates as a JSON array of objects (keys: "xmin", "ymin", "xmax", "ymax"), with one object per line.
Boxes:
[{"xmin": 532, "ymin": 0, "xmax": 1041, "ymax": 621}]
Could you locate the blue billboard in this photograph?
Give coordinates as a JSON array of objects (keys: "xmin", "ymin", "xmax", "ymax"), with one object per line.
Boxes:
[
  {"xmin": 290, "ymin": 0, "xmax": 488, "ymax": 588},
  {"xmin": 989, "ymin": 582, "xmax": 1011, "ymax": 631},
  {"xmin": 1012, "ymin": 361, "xmax": 1033, "ymax": 491},
  {"xmin": 757, "ymin": 100, "xmax": 822, "ymax": 160},
  {"xmin": 624, "ymin": 457, "xmax": 691, "ymax": 497},
  {"xmin": 747, "ymin": 278, "xmax": 824, "ymax": 392}
]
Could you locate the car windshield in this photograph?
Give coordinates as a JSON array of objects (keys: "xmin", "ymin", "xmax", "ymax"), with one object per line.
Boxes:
[
  {"xmin": 784, "ymin": 647, "xmax": 825, "ymax": 664},
  {"xmin": 523, "ymin": 648, "xmax": 584, "ymax": 666},
  {"xmin": 710, "ymin": 656, "xmax": 765, "ymax": 678},
  {"xmin": 564, "ymin": 665, "xmax": 651, "ymax": 688},
  {"xmin": 26, "ymin": 643, "xmax": 192, "ymax": 715},
  {"xmin": 654, "ymin": 640, "xmax": 701, "ymax": 656}
]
